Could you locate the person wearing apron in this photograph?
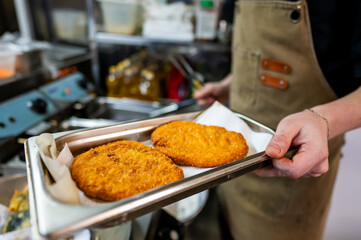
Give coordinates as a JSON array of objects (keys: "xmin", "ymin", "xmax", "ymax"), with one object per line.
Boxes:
[{"xmin": 195, "ymin": 0, "xmax": 361, "ymax": 239}]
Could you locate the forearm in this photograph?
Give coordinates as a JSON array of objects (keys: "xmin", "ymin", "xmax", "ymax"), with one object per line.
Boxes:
[
  {"xmin": 220, "ymin": 73, "xmax": 232, "ymax": 88},
  {"xmin": 312, "ymin": 86, "xmax": 361, "ymax": 139}
]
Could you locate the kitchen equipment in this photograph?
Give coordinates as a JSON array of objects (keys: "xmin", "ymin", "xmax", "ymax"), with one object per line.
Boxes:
[
  {"xmin": 195, "ymin": 0, "xmax": 222, "ymax": 40},
  {"xmin": 0, "ymin": 174, "xmax": 29, "ymax": 238},
  {"xmin": 0, "ymin": 36, "xmax": 49, "ymax": 74},
  {"xmin": 0, "ymin": 174, "xmax": 27, "ymax": 207},
  {"xmin": 169, "ymin": 54, "xmax": 204, "ymax": 97},
  {"xmin": 0, "ymin": 70, "xmax": 220, "ymax": 239},
  {"xmin": 0, "ymin": 44, "xmax": 19, "ymax": 79},
  {"xmin": 148, "ymin": 98, "xmax": 196, "ymax": 117},
  {"xmin": 97, "ymin": 0, "xmax": 143, "ymax": 35},
  {"xmin": 70, "ymin": 95, "xmax": 198, "ymax": 123},
  {"xmin": 0, "ymin": 70, "xmax": 198, "ymax": 163},
  {"xmin": 15, "ymin": 48, "xmax": 43, "ymax": 73},
  {"xmin": 0, "ymin": 89, "xmax": 58, "ymax": 163},
  {"xmin": 141, "ymin": 1, "xmax": 194, "ymax": 42},
  {"xmin": 53, "ymin": 9, "xmax": 87, "ymax": 41},
  {"xmin": 25, "ymin": 111, "xmax": 284, "ymax": 239},
  {"xmin": 13, "ymin": 40, "xmax": 49, "ymax": 73}
]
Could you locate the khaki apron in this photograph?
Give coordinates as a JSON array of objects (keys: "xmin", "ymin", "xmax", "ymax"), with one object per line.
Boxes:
[{"xmin": 217, "ymin": 0, "xmax": 345, "ymax": 239}]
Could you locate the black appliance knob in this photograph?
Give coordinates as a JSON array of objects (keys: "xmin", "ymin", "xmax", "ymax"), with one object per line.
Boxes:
[
  {"xmin": 27, "ymin": 98, "xmax": 48, "ymax": 114},
  {"xmin": 77, "ymin": 78, "xmax": 88, "ymax": 89}
]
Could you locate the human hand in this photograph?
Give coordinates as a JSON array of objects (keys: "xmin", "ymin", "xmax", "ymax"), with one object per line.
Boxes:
[
  {"xmin": 254, "ymin": 109, "xmax": 330, "ymax": 178},
  {"xmin": 193, "ymin": 74, "xmax": 231, "ymax": 108}
]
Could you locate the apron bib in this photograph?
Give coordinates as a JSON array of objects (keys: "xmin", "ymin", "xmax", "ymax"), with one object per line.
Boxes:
[{"xmin": 218, "ymin": 1, "xmax": 345, "ymax": 239}]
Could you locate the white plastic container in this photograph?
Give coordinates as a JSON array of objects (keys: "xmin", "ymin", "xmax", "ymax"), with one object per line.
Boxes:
[
  {"xmin": 0, "ymin": 44, "xmax": 20, "ymax": 79},
  {"xmin": 53, "ymin": 9, "xmax": 87, "ymax": 40},
  {"xmin": 97, "ymin": 0, "xmax": 142, "ymax": 35},
  {"xmin": 195, "ymin": 0, "xmax": 222, "ymax": 40}
]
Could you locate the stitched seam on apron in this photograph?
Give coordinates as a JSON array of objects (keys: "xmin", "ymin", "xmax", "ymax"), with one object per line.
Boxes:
[
  {"xmin": 254, "ymin": 55, "xmax": 261, "ymax": 105},
  {"xmin": 237, "ymin": 48, "xmax": 261, "ymax": 104},
  {"xmin": 240, "ymin": 1, "xmax": 302, "ymax": 10},
  {"xmin": 237, "ymin": 48, "xmax": 261, "ymax": 58}
]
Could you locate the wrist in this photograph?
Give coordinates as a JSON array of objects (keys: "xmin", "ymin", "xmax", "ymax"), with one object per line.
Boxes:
[
  {"xmin": 220, "ymin": 74, "xmax": 232, "ymax": 86},
  {"xmin": 220, "ymin": 76, "xmax": 231, "ymax": 90},
  {"xmin": 305, "ymin": 108, "xmax": 330, "ymax": 140},
  {"xmin": 310, "ymin": 104, "xmax": 339, "ymax": 139}
]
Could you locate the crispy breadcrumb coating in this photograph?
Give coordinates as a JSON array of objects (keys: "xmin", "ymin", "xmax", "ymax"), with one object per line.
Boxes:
[
  {"xmin": 71, "ymin": 140, "xmax": 184, "ymax": 201},
  {"xmin": 151, "ymin": 121, "xmax": 248, "ymax": 167}
]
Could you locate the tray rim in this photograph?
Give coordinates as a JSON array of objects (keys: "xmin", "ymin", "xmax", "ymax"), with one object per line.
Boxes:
[{"xmin": 25, "ymin": 111, "xmax": 275, "ymax": 239}]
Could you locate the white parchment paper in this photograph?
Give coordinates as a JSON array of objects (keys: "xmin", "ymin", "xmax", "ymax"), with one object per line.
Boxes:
[{"xmin": 35, "ymin": 134, "xmax": 80, "ymax": 204}]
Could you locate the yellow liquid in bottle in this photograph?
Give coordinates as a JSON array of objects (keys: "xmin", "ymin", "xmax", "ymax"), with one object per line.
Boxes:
[{"xmin": 106, "ymin": 66, "xmax": 118, "ymax": 97}]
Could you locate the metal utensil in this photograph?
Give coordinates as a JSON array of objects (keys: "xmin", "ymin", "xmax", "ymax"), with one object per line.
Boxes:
[
  {"xmin": 169, "ymin": 54, "xmax": 204, "ymax": 91},
  {"xmin": 149, "ymin": 98, "xmax": 196, "ymax": 117}
]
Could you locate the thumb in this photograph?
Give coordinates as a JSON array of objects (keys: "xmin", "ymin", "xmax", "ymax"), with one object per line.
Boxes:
[{"xmin": 266, "ymin": 121, "xmax": 299, "ymax": 158}]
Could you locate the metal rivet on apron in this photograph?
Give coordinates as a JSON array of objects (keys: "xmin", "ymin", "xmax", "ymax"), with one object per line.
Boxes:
[
  {"xmin": 290, "ymin": 10, "xmax": 301, "ymax": 23},
  {"xmin": 279, "ymin": 80, "xmax": 285, "ymax": 86},
  {"xmin": 260, "ymin": 75, "xmax": 266, "ymax": 81},
  {"xmin": 264, "ymin": 61, "xmax": 269, "ymax": 66},
  {"xmin": 283, "ymin": 65, "xmax": 288, "ymax": 70}
]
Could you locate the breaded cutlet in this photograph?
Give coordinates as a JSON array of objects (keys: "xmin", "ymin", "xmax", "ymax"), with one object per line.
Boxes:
[
  {"xmin": 71, "ymin": 140, "xmax": 184, "ymax": 201},
  {"xmin": 151, "ymin": 121, "xmax": 248, "ymax": 168}
]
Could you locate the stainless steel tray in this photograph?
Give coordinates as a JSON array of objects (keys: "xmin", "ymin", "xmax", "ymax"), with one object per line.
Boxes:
[
  {"xmin": 0, "ymin": 174, "xmax": 27, "ymax": 206},
  {"xmin": 25, "ymin": 111, "xmax": 276, "ymax": 239},
  {"xmin": 78, "ymin": 97, "xmax": 199, "ymax": 123}
]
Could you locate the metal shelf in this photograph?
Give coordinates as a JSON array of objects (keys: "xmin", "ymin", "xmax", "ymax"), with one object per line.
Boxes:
[
  {"xmin": 95, "ymin": 32, "xmax": 231, "ymax": 53},
  {"xmin": 96, "ymin": 32, "xmax": 192, "ymax": 46}
]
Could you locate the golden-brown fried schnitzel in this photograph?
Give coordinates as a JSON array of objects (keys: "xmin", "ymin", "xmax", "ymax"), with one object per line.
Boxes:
[
  {"xmin": 71, "ymin": 140, "xmax": 184, "ymax": 201},
  {"xmin": 151, "ymin": 121, "xmax": 248, "ymax": 168}
]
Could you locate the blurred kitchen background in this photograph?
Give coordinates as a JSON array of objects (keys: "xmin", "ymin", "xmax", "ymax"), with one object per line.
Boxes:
[
  {"xmin": 0, "ymin": 0, "xmax": 234, "ymax": 166},
  {"xmin": 0, "ymin": 0, "xmax": 360, "ymax": 239}
]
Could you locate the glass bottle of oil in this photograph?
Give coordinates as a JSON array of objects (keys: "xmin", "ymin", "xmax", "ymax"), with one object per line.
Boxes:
[
  {"xmin": 113, "ymin": 61, "xmax": 127, "ymax": 98},
  {"xmin": 130, "ymin": 49, "xmax": 147, "ymax": 63},
  {"xmin": 140, "ymin": 67, "xmax": 161, "ymax": 101},
  {"xmin": 139, "ymin": 69, "xmax": 152, "ymax": 100},
  {"xmin": 122, "ymin": 65, "xmax": 141, "ymax": 99},
  {"xmin": 121, "ymin": 67, "xmax": 134, "ymax": 98},
  {"xmin": 129, "ymin": 62, "xmax": 142, "ymax": 98},
  {"xmin": 121, "ymin": 58, "xmax": 131, "ymax": 69},
  {"xmin": 106, "ymin": 66, "xmax": 118, "ymax": 97}
]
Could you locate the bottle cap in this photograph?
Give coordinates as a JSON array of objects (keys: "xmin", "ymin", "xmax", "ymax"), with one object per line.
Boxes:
[{"xmin": 200, "ymin": 0, "xmax": 214, "ymax": 7}]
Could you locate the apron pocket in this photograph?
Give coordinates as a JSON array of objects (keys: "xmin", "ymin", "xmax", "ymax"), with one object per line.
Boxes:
[{"xmin": 232, "ymin": 48, "xmax": 261, "ymax": 105}]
